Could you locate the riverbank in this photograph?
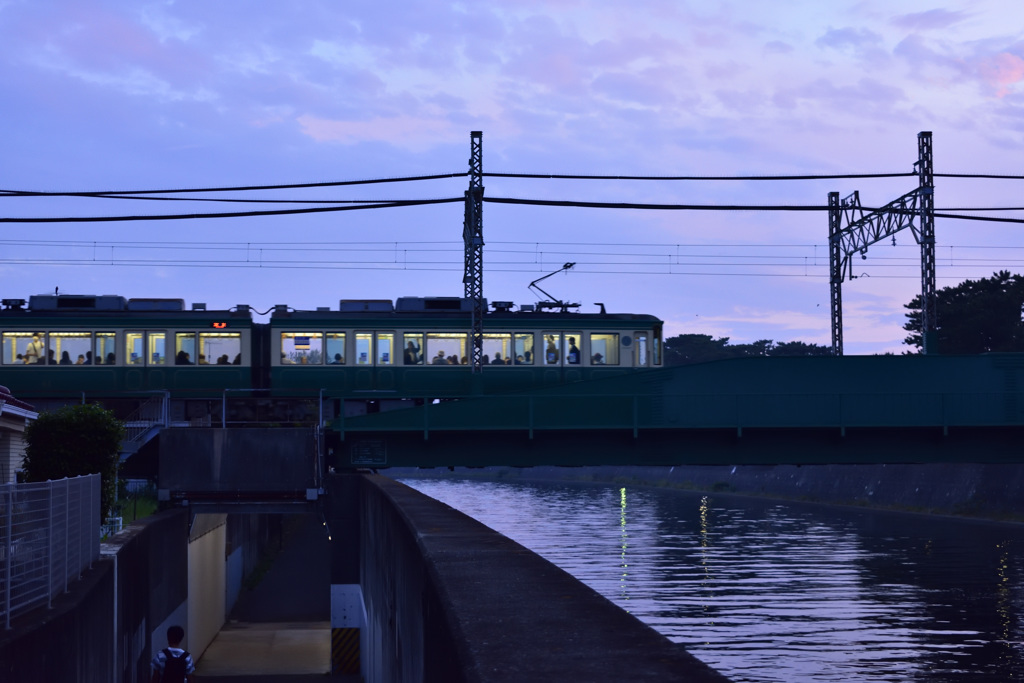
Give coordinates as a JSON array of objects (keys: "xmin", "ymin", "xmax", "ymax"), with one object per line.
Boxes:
[{"xmin": 388, "ymin": 463, "xmax": 1024, "ymax": 522}]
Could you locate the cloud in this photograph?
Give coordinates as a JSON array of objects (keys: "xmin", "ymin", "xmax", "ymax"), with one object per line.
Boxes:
[
  {"xmin": 890, "ymin": 8, "xmax": 969, "ymax": 31},
  {"xmin": 816, "ymin": 27, "xmax": 884, "ymax": 51},
  {"xmin": 975, "ymin": 51, "xmax": 1024, "ymax": 98},
  {"xmin": 763, "ymin": 40, "xmax": 793, "ymax": 55},
  {"xmin": 296, "ymin": 114, "xmax": 458, "ymax": 150}
]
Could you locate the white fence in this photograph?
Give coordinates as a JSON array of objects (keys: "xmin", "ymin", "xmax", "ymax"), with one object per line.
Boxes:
[{"xmin": 0, "ymin": 474, "xmax": 101, "ymax": 629}]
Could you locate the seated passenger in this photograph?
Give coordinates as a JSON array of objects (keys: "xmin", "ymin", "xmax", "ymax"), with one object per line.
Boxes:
[
  {"xmin": 75, "ymin": 355, "xmax": 85, "ymax": 365},
  {"xmin": 329, "ymin": 353, "xmax": 344, "ymax": 365},
  {"xmin": 592, "ymin": 352, "xmax": 604, "ymax": 364},
  {"xmin": 175, "ymin": 350, "xmax": 192, "ymax": 365},
  {"xmin": 447, "ymin": 355, "xmax": 459, "ymax": 365},
  {"xmin": 515, "ymin": 355, "xmax": 525, "ymax": 364},
  {"xmin": 482, "ymin": 354, "xmax": 490, "ymax": 365},
  {"xmin": 106, "ymin": 352, "xmax": 116, "ymax": 364},
  {"xmin": 431, "ymin": 350, "xmax": 447, "ymax": 365},
  {"xmin": 492, "ymin": 353, "xmax": 505, "ymax": 365},
  {"xmin": 47, "ymin": 350, "xmax": 56, "ymax": 365},
  {"xmin": 232, "ymin": 353, "xmax": 241, "ymax": 365},
  {"xmin": 198, "ymin": 354, "xmax": 208, "ymax": 365},
  {"xmin": 281, "ymin": 352, "xmax": 295, "ymax": 365},
  {"xmin": 84, "ymin": 351, "xmax": 92, "ymax": 365},
  {"xmin": 216, "ymin": 354, "xmax": 229, "ymax": 365}
]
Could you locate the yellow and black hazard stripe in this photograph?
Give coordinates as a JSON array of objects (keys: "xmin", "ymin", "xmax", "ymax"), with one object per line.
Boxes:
[{"xmin": 332, "ymin": 627, "xmax": 360, "ymax": 674}]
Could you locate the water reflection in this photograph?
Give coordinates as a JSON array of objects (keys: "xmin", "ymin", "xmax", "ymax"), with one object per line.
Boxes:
[{"xmin": 401, "ymin": 477, "xmax": 1024, "ymax": 683}]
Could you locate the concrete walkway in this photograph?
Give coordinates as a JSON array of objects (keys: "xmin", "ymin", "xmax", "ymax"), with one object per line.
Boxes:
[{"xmin": 196, "ymin": 514, "xmax": 357, "ymax": 682}]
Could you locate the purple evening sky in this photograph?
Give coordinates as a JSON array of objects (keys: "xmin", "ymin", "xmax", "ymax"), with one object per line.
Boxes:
[{"xmin": 1, "ymin": 1, "xmax": 1022, "ymax": 354}]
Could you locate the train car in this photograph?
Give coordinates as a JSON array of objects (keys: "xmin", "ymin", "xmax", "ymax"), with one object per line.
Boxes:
[
  {"xmin": 0, "ymin": 294, "xmax": 254, "ymax": 414},
  {"xmin": 269, "ymin": 296, "xmax": 663, "ymax": 400},
  {"xmin": 0, "ymin": 293, "xmax": 663, "ymax": 423}
]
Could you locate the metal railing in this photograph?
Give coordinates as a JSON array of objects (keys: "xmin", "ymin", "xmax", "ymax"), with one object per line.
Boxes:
[
  {"xmin": 121, "ymin": 392, "xmax": 170, "ymax": 453},
  {"xmin": 0, "ymin": 474, "xmax": 101, "ymax": 629}
]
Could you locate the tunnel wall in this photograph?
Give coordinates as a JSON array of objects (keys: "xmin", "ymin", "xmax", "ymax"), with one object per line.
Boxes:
[
  {"xmin": 187, "ymin": 514, "xmax": 228, "ymax": 660},
  {"xmin": 356, "ymin": 473, "xmax": 730, "ymax": 683}
]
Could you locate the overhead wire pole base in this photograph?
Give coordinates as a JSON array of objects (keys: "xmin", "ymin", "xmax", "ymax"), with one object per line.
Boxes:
[{"xmin": 464, "ymin": 132, "xmax": 485, "ymax": 372}]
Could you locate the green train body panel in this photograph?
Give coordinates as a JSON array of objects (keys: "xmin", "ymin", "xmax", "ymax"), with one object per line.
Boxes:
[{"xmin": 0, "ymin": 295, "xmax": 663, "ymax": 403}]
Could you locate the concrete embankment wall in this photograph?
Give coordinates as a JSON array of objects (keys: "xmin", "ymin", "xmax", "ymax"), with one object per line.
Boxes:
[
  {"xmin": 358, "ymin": 474, "xmax": 731, "ymax": 683},
  {"xmin": 396, "ymin": 463, "xmax": 1024, "ymax": 520},
  {"xmin": 0, "ymin": 509, "xmax": 188, "ymax": 683},
  {"xmin": 0, "ymin": 508, "xmax": 279, "ymax": 683},
  {"xmin": 0, "ymin": 561, "xmax": 114, "ymax": 682}
]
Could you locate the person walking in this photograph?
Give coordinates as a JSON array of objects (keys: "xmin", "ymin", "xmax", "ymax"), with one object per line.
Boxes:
[{"xmin": 151, "ymin": 625, "xmax": 195, "ymax": 683}]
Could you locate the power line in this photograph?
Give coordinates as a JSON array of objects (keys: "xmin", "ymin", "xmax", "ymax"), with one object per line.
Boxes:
[
  {"xmin": 0, "ymin": 172, "xmax": 468, "ymax": 197},
  {"xmin": 484, "ymin": 172, "xmax": 917, "ymax": 180},
  {"xmin": 0, "ymin": 197, "xmax": 463, "ymax": 223}
]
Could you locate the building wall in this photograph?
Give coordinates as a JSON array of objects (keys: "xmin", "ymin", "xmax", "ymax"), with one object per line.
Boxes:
[{"xmin": 0, "ymin": 429, "xmax": 27, "ymax": 483}]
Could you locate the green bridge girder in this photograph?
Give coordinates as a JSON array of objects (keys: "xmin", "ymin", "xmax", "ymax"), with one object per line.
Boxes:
[{"xmin": 328, "ymin": 354, "xmax": 1024, "ymax": 468}]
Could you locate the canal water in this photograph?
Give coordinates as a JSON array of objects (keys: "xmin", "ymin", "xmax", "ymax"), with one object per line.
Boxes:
[{"xmin": 398, "ymin": 476, "xmax": 1024, "ymax": 682}]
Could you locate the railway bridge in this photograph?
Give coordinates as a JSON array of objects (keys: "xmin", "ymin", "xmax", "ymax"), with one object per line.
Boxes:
[{"xmin": 158, "ymin": 352, "xmax": 1024, "ymax": 508}]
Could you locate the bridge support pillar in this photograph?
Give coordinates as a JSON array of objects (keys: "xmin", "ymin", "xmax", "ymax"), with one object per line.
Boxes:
[{"xmin": 326, "ymin": 473, "xmax": 364, "ymax": 677}]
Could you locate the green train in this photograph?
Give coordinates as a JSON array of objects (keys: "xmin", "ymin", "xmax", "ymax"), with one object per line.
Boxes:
[{"xmin": 0, "ymin": 294, "xmax": 663, "ymax": 421}]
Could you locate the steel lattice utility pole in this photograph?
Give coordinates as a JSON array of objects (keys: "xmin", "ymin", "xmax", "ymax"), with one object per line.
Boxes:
[
  {"xmin": 464, "ymin": 131, "xmax": 485, "ymax": 372},
  {"xmin": 828, "ymin": 131, "xmax": 936, "ymax": 355},
  {"xmin": 828, "ymin": 192, "xmax": 843, "ymax": 356},
  {"xmin": 916, "ymin": 132, "xmax": 937, "ymax": 354}
]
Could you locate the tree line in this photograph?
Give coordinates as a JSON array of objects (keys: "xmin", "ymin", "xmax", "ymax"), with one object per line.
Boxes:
[{"xmin": 665, "ymin": 270, "xmax": 1024, "ymax": 363}]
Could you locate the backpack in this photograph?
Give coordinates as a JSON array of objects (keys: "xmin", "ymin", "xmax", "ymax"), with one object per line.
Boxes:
[{"xmin": 161, "ymin": 648, "xmax": 189, "ymax": 683}]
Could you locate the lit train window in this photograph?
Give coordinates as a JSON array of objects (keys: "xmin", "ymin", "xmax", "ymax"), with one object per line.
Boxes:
[
  {"xmin": 95, "ymin": 332, "xmax": 115, "ymax": 365},
  {"xmin": 2, "ymin": 331, "xmax": 45, "ymax": 365},
  {"xmin": 483, "ymin": 333, "xmax": 511, "ymax": 365},
  {"xmin": 326, "ymin": 333, "xmax": 345, "ymax": 365},
  {"xmin": 175, "ymin": 333, "xmax": 196, "ymax": 365},
  {"xmin": 589, "ymin": 333, "xmax": 619, "ymax": 365},
  {"xmin": 513, "ymin": 333, "xmax": 534, "ymax": 365},
  {"xmin": 355, "ymin": 333, "xmax": 372, "ymax": 365},
  {"xmin": 635, "ymin": 332, "xmax": 649, "ymax": 367},
  {"xmin": 281, "ymin": 332, "xmax": 323, "ymax": 365},
  {"xmin": 403, "ymin": 333, "xmax": 424, "ymax": 365},
  {"xmin": 565, "ymin": 332, "xmax": 582, "ymax": 365},
  {"xmin": 126, "ymin": 332, "xmax": 164, "ymax": 365},
  {"xmin": 427, "ymin": 333, "xmax": 466, "ymax": 365},
  {"xmin": 653, "ymin": 327, "xmax": 662, "ymax": 366},
  {"xmin": 201, "ymin": 333, "xmax": 242, "ymax": 365},
  {"xmin": 149, "ymin": 333, "xmax": 166, "ymax": 365},
  {"xmin": 50, "ymin": 332, "xmax": 92, "ymax": 365},
  {"xmin": 377, "ymin": 333, "xmax": 394, "ymax": 365},
  {"xmin": 542, "ymin": 332, "xmax": 561, "ymax": 365}
]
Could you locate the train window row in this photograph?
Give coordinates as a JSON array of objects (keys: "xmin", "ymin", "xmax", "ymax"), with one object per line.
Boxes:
[
  {"xmin": 278, "ymin": 330, "xmax": 661, "ymax": 367},
  {"xmin": 2, "ymin": 331, "xmax": 242, "ymax": 366},
  {"xmin": 0, "ymin": 328, "xmax": 662, "ymax": 367}
]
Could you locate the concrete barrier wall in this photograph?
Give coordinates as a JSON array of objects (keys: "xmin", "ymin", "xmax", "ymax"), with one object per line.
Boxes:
[
  {"xmin": 0, "ymin": 508, "xmax": 188, "ymax": 683},
  {"xmin": 188, "ymin": 514, "xmax": 227, "ymax": 659},
  {"xmin": 0, "ymin": 562, "xmax": 114, "ymax": 683},
  {"xmin": 0, "ymin": 505, "xmax": 284, "ymax": 682},
  {"xmin": 357, "ymin": 474, "xmax": 731, "ymax": 683}
]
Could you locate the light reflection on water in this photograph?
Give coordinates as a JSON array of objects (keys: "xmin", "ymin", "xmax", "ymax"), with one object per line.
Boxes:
[{"xmin": 400, "ymin": 477, "xmax": 1024, "ymax": 683}]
